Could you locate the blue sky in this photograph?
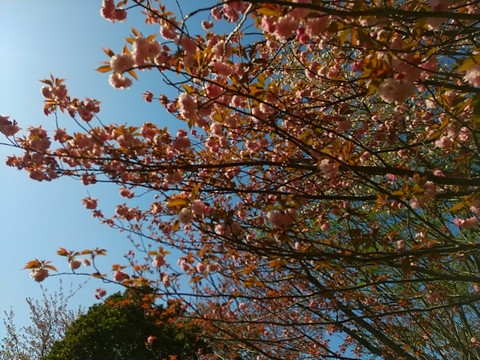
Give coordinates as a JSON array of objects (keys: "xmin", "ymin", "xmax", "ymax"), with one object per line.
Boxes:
[{"xmin": 0, "ymin": 0, "xmax": 196, "ymax": 338}]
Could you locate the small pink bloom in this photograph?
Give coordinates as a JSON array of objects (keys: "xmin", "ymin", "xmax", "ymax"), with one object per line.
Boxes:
[
  {"xmin": 378, "ymin": 78, "xmax": 415, "ymax": 103},
  {"xmin": 205, "ymin": 83, "xmax": 223, "ymax": 99},
  {"xmin": 179, "ymin": 36, "xmax": 197, "ymax": 53},
  {"xmin": 146, "ymin": 336, "xmax": 157, "ymax": 345},
  {"xmin": 179, "ymin": 260, "xmax": 190, "ymax": 272},
  {"xmin": 41, "ymin": 86, "xmax": 53, "ymax": 98},
  {"xmin": 0, "ymin": 116, "xmax": 20, "ymax": 137},
  {"xmin": 178, "ymin": 93, "xmax": 197, "ymax": 119},
  {"xmin": 192, "ymin": 199, "xmax": 210, "ymax": 216},
  {"xmin": 178, "ymin": 208, "xmax": 193, "ymax": 224},
  {"xmin": 172, "ymin": 135, "xmax": 191, "ymax": 152},
  {"xmin": 78, "ymin": 107, "xmax": 94, "ymax": 122},
  {"xmin": 207, "ymin": 263, "xmax": 219, "ymax": 272},
  {"xmin": 108, "ymin": 73, "xmax": 132, "ymax": 89},
  {"xmin": 274, "ymin": 15, "xmax": 298, "ymax": 40},
  {"xmin": 202, "ymin": 20, "xmax": 214, "ymax": 30},
  {"xmin": 119, "ymin": 188, "xmax": 134, "ymax": 199},
  {"xmin": 69, "ymin": 259, "xmax": 82, "ymax": 270},
  {"xmin": 110, "ymin": 54, "xmax": 135, "ymax": 73},
  {"xmin": 304, "ymin": 17, "xmax": 328, "ymax": 37},
  {"xmin": 195, "ymin": 263, "xmax": 207, "ymax": 273},
  {"xmin": 152, "ymin": 255, "xmax": 165, "ymax": 268},
  {"xmin": 113, "ymin": 9, "xmax": 127, "ymax": 22},
  {"xmin": 113, "ymin": 270, "xmax": 129, "ymax": 282},
  {"xmin": 464, "ymin": 64, "xmax": 480, "ymax": 87},
  {"xmin": 29, "ymin": 169, "xmax": 46, "ymax": 181},
  {"xmin": 95, "ymin": 288, "xmax": 107, "ymax": 299},
  {"xmin": 30, "ymin": 268, "xmax": 49, "ymax": 282},
  {"xmin": 162, "ymin": 274, "xmax": 171, "ymax": 286},
  {"xmin": 267, "ymin": 209, "xmax": 296, "ymax": 228},
  {"xmin": 160, "ymin": 24, "xmax": 178, "ymax": 40},
  {"xmin": 143, "ymin": 91, "xmax": 154, "ymax": 102},
  {"xmin": 320, "ymin": 222, "xmax": 330, "ymax": 232}
]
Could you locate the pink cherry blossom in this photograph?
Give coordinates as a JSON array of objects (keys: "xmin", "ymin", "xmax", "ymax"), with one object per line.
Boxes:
[
  {"xmin": 152, "ymin": 255, "xmax": 165, "ymax": 268},
  {"xmin": 178, "ymin": 258, "xmax": 190, "ymax": 271},
  {"xmin": 146, "ymin": 335, "xmax": 157, "ymax": 345},
  {"xmin": 378, "ymin": 78, "xmax": 415, "ymax": 103},
  {"xmin": 110, "ymin": 54, "xmax": 135, "ymax": 73},
  {"xmin": 108, "ymin": 73, "xmax": 132, "ymax": 89},
  {"xmin": 202, "ymin": 20, "xmax": 214, "ymax": 30},
  {"xmin": 133, "ymin": 37, "xmax": 161, "ymax": 66},
  {"xmin": 192, "ymin": 199, "xmax": 210, "ymax": 216},
  {"xmin": 160, "ymin": 24, "xmax": 178, "ymax": 40},
  {"xmin": 95, "ymin": 288, "xmax": 107, "ymax": 299},
  {"xmin": 273, "ymin": 15, "xmax": 298, "ymax": 40},
  {"xmin": 464, "ymin": 64, "xmax": 480, "ymax": 87},
  {"xmin": 69, "ymin": 259, "xmax": 82, "ymax": 270},
  {"xmin": 205, "ymin": 83, "xmax": 223, "ymax": 99},
  {"xmin": 82, "ymin": 258, "xmax": 91, "ymax": 266},
  {"xmin": 454, "ymin": 217, "xmax": 479, "ymax": 229},
  {"xmin": 0, "ymin": 115, "xmax": 20, "ymax": 137},
  {"xmin": 143, "ymin": 91, "xmax": 154, "ymax": 102},
  {"xmin": 113, "ymin": 270, "xmax": 129, "ymax": 282},
  {"xmin": 30, "ymin": 268, "xmax": 49, "ymax": 282},
  {"xmin": 172, "ymin": 135, "xmax": 191, "ymax": 152},
  {"xmin": 29, "ymin": 169, "xmax": 46, "ymax": 181},
  {"xmin": 178, "ymin": 93, "xmax": 198, "ymax": 120},
  {"xmin": 207, "ymin": 263, "xmax": 220, "ymax": 272},
  {"xmin": 83, "ymin": 197, "xmax": 98, "ymax": 210},
  {"xmin": 161, "ymin": 274, "xmax": 171, "ymax": 286},
  {"xmin": 304, "ymin": 17, "xmax": 328, "ymax": 38},
  {"xmin": 100, "ymin": 0, "xmax": 126, "ymax": 22},
  {"xmin": 179, "ymin": 36, "xmax": 197, "ymax": 54},
  {"xmin": 267, "ymin": 209, "xmax": 297, "ymax": 227},
  {"xmin": 196, "ymin": 263, "xmax": 207, "ymax": 273},
  {"xmin": 178, "ymin": 207, "xmax": 193, "ymax": 224}
]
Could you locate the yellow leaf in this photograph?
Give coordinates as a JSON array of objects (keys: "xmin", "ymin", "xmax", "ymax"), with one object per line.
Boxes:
[
  {"xmin": 167, "ymin": 195, "xmax": 189, "ymax": 208},
  {"xmin": 102, "ymin": 48, "xmax": 115, "ymax": 57},
  {"xmin": 338, "ymin": 28, "xmax": 351, "ymax": 47},
  {"xmin": 191, "ymin": 184, "xmax": 200, "ymax": 199},
  {"xmin": 57, "ymin": 247, "xmax": 69, "ymax": 256},
  {"xmin": 44, "ymin": 264, "xmax": 58, "ymax": 271},
  {"xmin": 24, "ymin": 259, "xmax": 41, "ymax": 269},
  {"xmin": 147, "ymin": 34, "xmax": 157, "ymax": 42},
  {"xmin": 269, "ymin": 258, "xmax": 288, "ymax": 269},
  {"xmin": 256, "ymin": 6, "xmax": 279, "ymax": 16},
  {"xmin": 128, "ymin": 70, "xmax": 138, "ymax": 81},
  {"xmin": 448, "ymin": 202, "xmax": 465, "ymax": 212},
  {"xmin": 172, "ymin": 220, "xmax": 180, "ymax": 232},
  {"xmin": 96, "ymin": 65, "xmax": 112, "ymax": 73},
  {"xmin": 457, "ymin": 55, "xmax": 480, "ymax": 72},
  {"xmin": 182, "ymin": 84, "xmax": 194, "ymax": 94}
]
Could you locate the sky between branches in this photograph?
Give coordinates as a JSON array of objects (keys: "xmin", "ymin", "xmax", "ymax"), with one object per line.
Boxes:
[{"xmin": 0, "ymin": 0, "xmax": 200, "ymax": 338}]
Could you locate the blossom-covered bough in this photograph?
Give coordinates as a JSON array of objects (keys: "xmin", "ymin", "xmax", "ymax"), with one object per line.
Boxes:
[{"xmin": 3, "ymin": 0, "xmax": 480, "ymax": 358}]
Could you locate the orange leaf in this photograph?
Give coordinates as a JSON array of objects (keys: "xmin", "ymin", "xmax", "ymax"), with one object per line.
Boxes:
[
  {"xmin": 131, "ymin": 26, "xmax": 140, "ymax": 37},
  {"xmin": 44, "ymin": 264, "xmax": 58, "ymax": 271},
  {"xmin": 96, "ymin": 65, "xmax": 112, "ymax": 73},
  {"xmin": 23, "ymin": 259, "xmax": 41, "ymax": 269},
  {"xmin": 57, "ymin": 247, "xmax": 70, "ymax": 256},
  {"xmin": 103, "ymin": 48, "xmax": 115, "ymax": 57},
  {"xmin": 128, "ymin": 70, "xmax": 138, "ymax": 81}
]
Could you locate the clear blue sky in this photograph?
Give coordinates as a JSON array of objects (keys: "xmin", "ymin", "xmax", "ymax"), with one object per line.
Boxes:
[{"xmin": 0, "ymin": 0, "xmax": 196, "ymax": 338}]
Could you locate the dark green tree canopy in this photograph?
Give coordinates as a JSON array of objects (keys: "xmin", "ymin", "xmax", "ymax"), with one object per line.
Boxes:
[{"xmin": 44, "ymin": 289, "xmax": 210, "ymax": 360}]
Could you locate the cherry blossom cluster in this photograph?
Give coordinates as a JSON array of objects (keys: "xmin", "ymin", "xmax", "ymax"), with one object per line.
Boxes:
[
  {"xmin": 0, "ymin": 115, "xmax": 20, "ymax": 137},
  {"xmin": 100, "ymin": 0, "xmax": 127, "ymax": 22}
]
